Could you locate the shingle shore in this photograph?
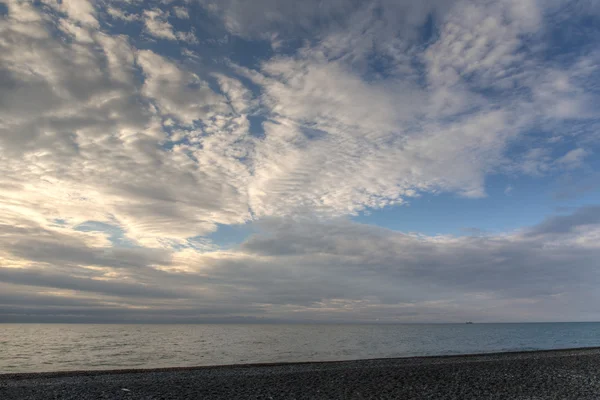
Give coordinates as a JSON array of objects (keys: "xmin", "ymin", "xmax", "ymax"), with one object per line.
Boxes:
[{"xmin": 2, "ymin": 347, "xmax": 600, "ymax": 399}]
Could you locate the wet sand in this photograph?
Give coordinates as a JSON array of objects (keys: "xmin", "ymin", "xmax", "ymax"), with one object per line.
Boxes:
[{"xmin": 2, "ymin": 347, "xmax": 600, "ymax": 399}]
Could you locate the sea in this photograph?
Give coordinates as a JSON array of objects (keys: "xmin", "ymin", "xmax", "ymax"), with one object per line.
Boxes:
[{"xmin": 1, "ymin": 323, "xmax": 599, "ymax": 373}]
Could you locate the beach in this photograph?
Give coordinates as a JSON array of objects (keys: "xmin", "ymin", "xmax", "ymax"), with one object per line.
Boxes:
[{"xmin": 2, "ymin": 347, "xmax": 600, "ymax": 399}]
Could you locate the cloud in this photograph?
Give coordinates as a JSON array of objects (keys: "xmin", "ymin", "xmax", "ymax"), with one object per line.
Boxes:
[
  {"xmin": 137, "ymin": 49, "xmax": 226, "ymax": 124},
  {"xmin": 1, "ymin": 0, "xmax": 600, "ymax": 322},
  {"xmin": 2, "ymin": 0, "xmax": 598, "ymax": 243},
  {"xmin": 43, "ymin": 0, "xmax": 100, "ymax": 28},
  {"xmin": 173, "ymin": 6, "xmax": 189, "ymax": 19},
  {"xmin": 0, "ymin": 3, "xmax": 252, "ymax": 247},
  {"xmin": 197, "ymin": 0, "xmax": 454, "ymax": 51},
  {"xmin": 0, "ymin": 268, "xmax": 183, "ymax": 299},
  {"xmin": 526, "ymin": 206, "xmax": 600, "ymax": 237},
  {"xmin": 553, "ymin": 171, "xmax": 600, "ymax": 200},
  {"xmin": 197, "ymin": 0, "xmax": 365, "ymax": 39},
  {"xmin": 3, "ymin": 207, "xmax": 600, "ymax": 322},
  {"xmin": 176, "ymin": 30, "xmax": 199, "ymax": 44},
  {"xmin": 143, "ymin": 8, "xmax": 177, "ymax": 40},
  {"xmin": 204, "ymin": 212, "xmax": 600, "ymax": 321},
  {"xmin": 555, "ymin": 148, "xmax": 589, "ymax": 169},
  {"xmin": 141, "ymin": 7, "xmax": 198, "ymax": 43},
  {"xmin": 106, "ymin": 6, "xmax": 140, "ymax": 22},
  {"xmin": 231, "ymin": 0, "xmax": 598, "ymax": 216}
]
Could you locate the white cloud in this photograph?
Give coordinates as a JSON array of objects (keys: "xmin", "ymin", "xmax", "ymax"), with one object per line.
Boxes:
[
  {"xmin": 2, "ymin": 0, "xmax": 598, "ymax": 241},
  {"xmin": 197, "ymin": 0, "xmax": 363, "ymax": 39},
  {"xmin": 173, "ymin": 6, "xmax": 189, "ymax": 19},
  {"xmin": 42, "ymin": 0, "xmax": 100, "ymax": 28},
  {"xmin": 555, "ymin": 148, "xmax": 589, "ymax": 169},
  {"xmin": 143, "ymin": 8, "xmax": 177, "ymax": 40},
  {"xmin": 517, "ymin": 147, "xmax": 591, "ymax": 176},
  {"xmin": 5, "ymin": 0, "xmax": 43, "ymax": 23},
  {"xmin": 224, "ymin": 0, "xmax": 598, "ymax": 217},
  {"xmin": 0, "ymin": 3, "xmax": 251, "ymax": 248},
  {"xmin": 106, "ymin": 6, "xmax": 141, "ymax": 22},
  {"xmin": 1, "ymin": 0, "xmax": 600, "ymax": 322},
  {"xmin": 176, "ymin": 30, "xmax": 199, "ymax": 44},
  {"xmin": 136, "ymin": 49, "xmax": 226, "ymax": 124},
  {"xmin": 260, "ymin": 57, "xmax": 424, "ymax": 134}
]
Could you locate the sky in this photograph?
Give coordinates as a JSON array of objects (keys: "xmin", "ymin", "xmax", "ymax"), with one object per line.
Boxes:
[{"xmin": 1, "ymin": 0, "xmax": 600, "ymax": 324}]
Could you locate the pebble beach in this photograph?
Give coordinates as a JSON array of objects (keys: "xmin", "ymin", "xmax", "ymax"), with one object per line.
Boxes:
[{"xmin": 2, "ymin": 347, "xmax": 600, "ymax": 399}]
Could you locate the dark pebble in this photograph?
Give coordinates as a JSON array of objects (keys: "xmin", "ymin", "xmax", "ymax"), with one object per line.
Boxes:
[{"xmin": 2, "ymin": 347, "xmax": 600, "ymax": 399}]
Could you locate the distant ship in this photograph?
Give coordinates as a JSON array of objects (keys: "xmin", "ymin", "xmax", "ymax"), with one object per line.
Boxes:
[{"xmin": 465, "ymin": 321, "xmax": 474, "ymax": 324}]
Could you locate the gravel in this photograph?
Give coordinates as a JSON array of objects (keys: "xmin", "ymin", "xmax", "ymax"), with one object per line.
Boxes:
[{"xmin": 2, "ymin": 347, "xmax": 600, "ymax": 399}]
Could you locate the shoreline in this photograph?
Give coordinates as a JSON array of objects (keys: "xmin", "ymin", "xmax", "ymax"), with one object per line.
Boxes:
[
  {"xmin": 3, "ymin": 347, "xmax": 600, "ymax": 399},
  {"xmin": 2, "ymin": 346, "xmax": 600, "ymax": 379}
]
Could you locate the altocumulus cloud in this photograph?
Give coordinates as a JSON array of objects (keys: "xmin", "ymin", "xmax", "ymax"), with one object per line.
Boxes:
[{"xmin": 0, "ymin": 0, "xmax": 599, "ymax": 323}]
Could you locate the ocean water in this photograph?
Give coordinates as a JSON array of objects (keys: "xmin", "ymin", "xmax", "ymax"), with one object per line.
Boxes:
[{"xmin": 1, "ymin": 323, "xmax": 599, "ymax": 373}]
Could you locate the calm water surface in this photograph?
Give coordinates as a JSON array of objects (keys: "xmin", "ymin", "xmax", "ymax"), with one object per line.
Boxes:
[{"xmin": 1, "ymin": 323, "xmax": 599, "ymax": 373}]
